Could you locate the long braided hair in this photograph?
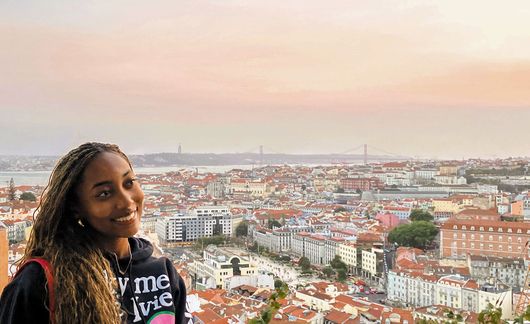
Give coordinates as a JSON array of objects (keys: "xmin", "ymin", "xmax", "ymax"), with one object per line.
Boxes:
[{"xmin": 21, "ymin": 142, "xmax": 133, "ymax": 323}]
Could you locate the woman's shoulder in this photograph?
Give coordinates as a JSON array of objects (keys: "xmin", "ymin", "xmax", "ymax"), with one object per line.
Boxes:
[
  {"xmin": 0, "ymin": 262, "xmax": 50, "ymax": 322},
  {"xmin": 10, "ymin": 262, "xmax": 47, "ymax": 287}
]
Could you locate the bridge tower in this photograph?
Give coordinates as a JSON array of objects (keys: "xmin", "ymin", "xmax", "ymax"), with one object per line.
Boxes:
[{"xmin": 364, "ymin": 144, "xmax": 368, "ymax": 165}]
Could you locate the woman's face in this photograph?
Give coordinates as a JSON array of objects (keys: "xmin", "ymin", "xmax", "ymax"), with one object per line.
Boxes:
[{"xmin": 75, "ymin": 152, "xmax": 144, "ymax": 241}]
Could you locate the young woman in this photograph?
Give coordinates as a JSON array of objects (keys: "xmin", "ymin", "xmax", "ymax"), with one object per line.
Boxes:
[{"xmin": 0, "ymin": 143, "xmax": 187, "ymax": 323}]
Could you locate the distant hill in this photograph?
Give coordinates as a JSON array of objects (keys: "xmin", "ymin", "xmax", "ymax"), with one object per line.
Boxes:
[
  {"xmin": 129, "ymin": 153, "xmax": 406, "ymax": 167},
  {"xmin": 0, "ymin": 153, "xmax": 408, "ymax": 171}
]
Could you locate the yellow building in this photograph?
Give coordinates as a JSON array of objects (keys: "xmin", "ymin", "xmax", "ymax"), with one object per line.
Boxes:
[
  {"xmin": 432, "ymin": 198, "xmax": 461, "ymax": 213},
  {"xmin": 338, "ymin": 242, "xmax": 357, "ymax": 270},
  {"xmin": 190, "ymin": 245, "xmax": 258, "ymax": 289}
]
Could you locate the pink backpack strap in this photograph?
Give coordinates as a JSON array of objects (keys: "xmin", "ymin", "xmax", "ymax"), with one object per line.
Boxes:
[{"xmin": 16, "ymin": 258, "xmax": 55, "ymax": 324}]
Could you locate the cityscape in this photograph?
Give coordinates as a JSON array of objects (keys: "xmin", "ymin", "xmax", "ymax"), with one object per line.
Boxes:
[
  {"xmin": 2, "ymin": 1, "xmax": 530, "ymax": 323},
  {"xmin": 1, "ymin": 155, "xmax": 530, "ymax": 322}
]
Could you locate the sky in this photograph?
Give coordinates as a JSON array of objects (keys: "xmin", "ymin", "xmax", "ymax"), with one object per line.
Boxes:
[{"xmin": 1, "ymin": 0, "xmax": 529, "ymax": 159}]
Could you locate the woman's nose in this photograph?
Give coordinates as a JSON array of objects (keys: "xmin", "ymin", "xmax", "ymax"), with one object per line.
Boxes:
[{"xmin": 115, "ymin": 189, "xmax": 135, "ymax": 210}]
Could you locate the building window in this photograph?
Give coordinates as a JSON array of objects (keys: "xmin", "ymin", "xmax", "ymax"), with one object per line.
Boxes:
[
  {"xmin": 489, "ymin": 235, "xmax": 493, "ymax": 241},
  {"xmin": 453, "ymin": 225, "xmax": 458, "ymax": 229},
  {"xmin": 462, "ymin": 225, "xmax": 467, "ymax": 230},
  {"xmin": 498, "ymin": 228, "xmax": 503, "ymax": 232},
  {"xmin": 480, "ymin": 227, "xmax": 484, "ymax": 231}
]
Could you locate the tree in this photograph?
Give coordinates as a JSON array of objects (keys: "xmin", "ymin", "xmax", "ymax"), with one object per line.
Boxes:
[
  {"xmin": 330, "ymin": 255, "xmax": 347, "ymax": 271},
  {"xmin": 334, "ymin": 206, "xmax": 347, "ymax": 213},
  {"xmin": 8, "ymin": 178, "xmax": 16, "ymax": 201},
  {"xmin": 337, "ymin": 269, "xmax": 347, "ymax": 282},
  {"xmin": 236, "ymin": 221, "xmax": 248, "ymax": 237},
  {"xmin": 388, "ymin": 221, "xmax": 439, "ymax": 249},
  {"xmin": 409, "ymin": 209, "xmax": 434, "ymax": 222},
  {"xmin": 193, "ymin": 235, "xmax": 227, "ymax": 250},
  {"xmin": 442, "ymin": 309, "xmax": 461, "ymax": 324},
  {"xmin": 299, "ymin": 256, "xmax": 311, "ymax": 272},
  {"xmin": 322, "ymin": 266, "xmax": 335, "ymax": 278},
  {"xmin": 278, "ymin": 255, "xmax": 291, "ymax": 263},
  {"xmin": 478, "ymin": 303, "xmax": 502, "ymax": 324},
  {"xmin": 19, "ymin": 192, "xmax": 36, "ymax": 202},
  {"xmin": 249, "ymin": 282, "xmax": 289, "ymax": 324},
  {"xmin": 268, "ymin": 219, "xmax": 282, "ymax": 229},
  {"xmin": 514, "ymin": 304, "xmax": 530, "ymax": 323},
  {"xmin": 274, "ymin": 279, "xmax": 285, "ymax": 290},
  {"xmin": 248, "ymin": 242, "xmax": 259, "ymax": 252}
]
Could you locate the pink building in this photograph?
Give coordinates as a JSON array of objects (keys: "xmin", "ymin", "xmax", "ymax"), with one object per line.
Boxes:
[{"xmin": 375, "ymin": 212, "xmax": 401, "ymax": 230}]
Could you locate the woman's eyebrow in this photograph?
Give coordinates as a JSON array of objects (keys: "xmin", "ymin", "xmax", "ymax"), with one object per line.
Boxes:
[
  {"xmin": 92, "ymin": 180, "xmax": 112, "ymax": 189},
  {"xmin": 91, "ymin": 171, "xmax": 132, "ymax": 189}
]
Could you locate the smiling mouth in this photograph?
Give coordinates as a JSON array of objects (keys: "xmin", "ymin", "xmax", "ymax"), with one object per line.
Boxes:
[{"xmin": 115, "ymin": 210, "xmax": 137, "ymax": 222}]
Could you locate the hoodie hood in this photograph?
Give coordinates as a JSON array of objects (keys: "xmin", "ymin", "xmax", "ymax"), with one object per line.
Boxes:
[
  {"xmin": 103, "ymin": 237, "xmax": 153, "ymax": 264},
  {"xmin": 129, "ymin": 237, "xmax": 153, "ymax": 262}
]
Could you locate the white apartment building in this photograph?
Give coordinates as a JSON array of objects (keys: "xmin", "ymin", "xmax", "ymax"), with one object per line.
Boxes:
[
  {"xmin": 155, "ymin": 206, "xmax": 232, "ymax": 243},
  {"xmin": 206, "ymin": 181, "xmax": 225, "ymax": 198},
  {"xmin": 434, "ymin": 175, "xmax": 467, "ymax": 185},
  {"xmin": 383, "ymin": 206, "xmax": 411, "ymax": 220},
  {"xmin": 414, "ymin": 169, "xmax": 438, "ymax": 180},
  {"xmin": 387, "ymin": 270, "xmax": 437, "ymax": 307},
  {"xmin": 361, "ymin": 247, "xmax": 384, "ymax": 278},
  {"xmin": 468, "ymin": 255, "xmax": 526, "ymax": 290},
  {"xmin": 387, "ymin": 272, "xmax": 513, "ymax": 319},
  {"xmin": 292, "ymin": 232, "xmax": 327, "ymax": 265},
  {"xmin": 253, "ymin": 228, "xmax": 292, "ymax": 253},
  {"xmin": 436, "ymin": 276, "xmax": 467, "ymax": 309},
  {"xmin": 324, "ymin": 238, "xmax": 343, "ymax": 265}
]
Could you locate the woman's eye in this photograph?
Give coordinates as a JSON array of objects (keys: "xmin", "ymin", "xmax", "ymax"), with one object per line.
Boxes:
[
  {"xmin": 96, "ymin": 191, "xmax": 111, "ymax": 199},
  {"xmin": 125, "ymin": 178, "xmax": 137, "ymax": 187}
]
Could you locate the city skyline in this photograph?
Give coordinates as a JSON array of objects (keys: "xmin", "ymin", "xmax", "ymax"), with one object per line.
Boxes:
[{"xmin": 1, "ymin": 1, "xmax": 529, "ymax": 158}]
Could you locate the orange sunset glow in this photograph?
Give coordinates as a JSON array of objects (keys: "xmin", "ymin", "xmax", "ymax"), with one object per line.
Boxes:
[{"xmin": 1, "ymin": 1, "xmax": 529, "ymax": 158}]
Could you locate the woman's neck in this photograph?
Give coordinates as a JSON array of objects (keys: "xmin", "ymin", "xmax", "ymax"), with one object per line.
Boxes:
[{"xmin": 99, "ymin": 237, "xmax": 130, "ymax": 259}]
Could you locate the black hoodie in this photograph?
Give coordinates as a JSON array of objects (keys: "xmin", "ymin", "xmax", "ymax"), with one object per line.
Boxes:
[{"xmin": 0, "ymin": 237, "xmax": 187, "ymax": 324}]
